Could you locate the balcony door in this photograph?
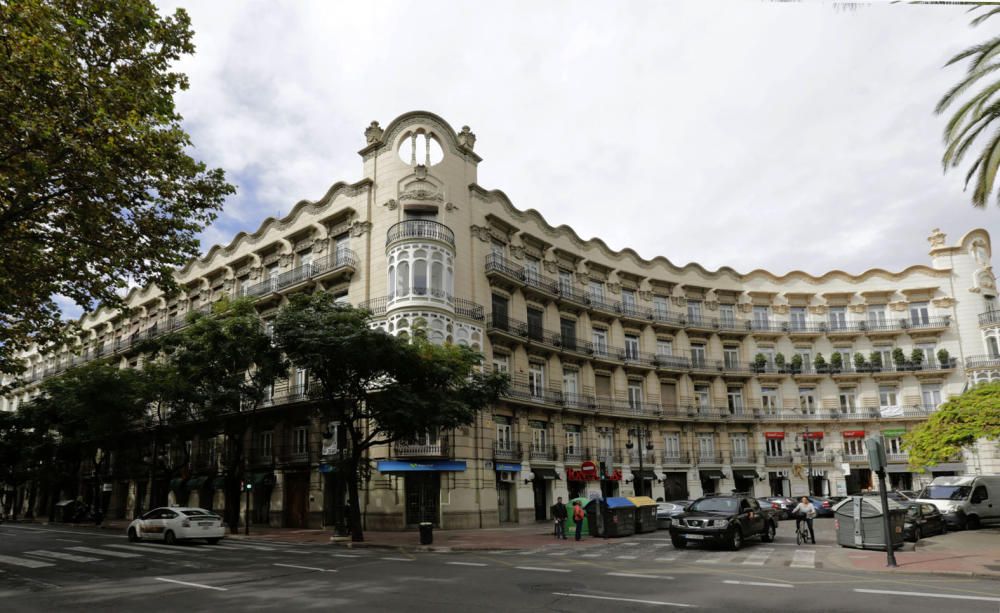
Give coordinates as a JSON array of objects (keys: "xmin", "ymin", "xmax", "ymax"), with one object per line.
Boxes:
[{"xmin": 491, "ymin": 294, "xmax": 509, "ymax": 330}]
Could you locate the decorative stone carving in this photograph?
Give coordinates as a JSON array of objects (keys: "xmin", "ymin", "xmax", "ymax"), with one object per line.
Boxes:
[
  {"xmin": 928, "ymin": 228, "xmax": 946, "ymax": 249},
  {"xmin": 383, "ymin": 199, "xmax": 398, "ymax": 210},
  {"xmin": 931, "ymin": 296, "xmax": 956, "ymax": 308},
  {"xmin": 398, "ymin": 189, "xmax": 444, "ymax": 203},
  {"xmin": 414, "ymin": 164, "xmax": 428, "ymax": 180},
  {"xmin": 606, "ymin": 282, "xmax": 621, "ymax": 295},
  {"xmin": 470, "ymin": 225, "xmax": 492, "ymax": 242},
  {"xmin": 638, "ymin": 290, "xmax": 653, "ymax": 301},
  {"xmin": 222, "ymin": 279, "xmax": 235, "ymax": 293},
  {"xmin": 445, "ymin": 201, "xmax": 458, "ymax": 212},
  {"xmin": 806, "ymin": 305, "xmax": 826, "ymax": 315},
  {"xmin": 848, "ymin": 304, "xmax": 866, "ymax": 313},
  {"xmin": 971, "ymin": 238, "xmax": 990, "ymax": 266},
  {"xmin": 543, "ymin": 260, "xmax": 558, "ymax": 273},
  {"xmin": 888, "ymin": 301, "xmax": 909, "ymax": 312},
  {"xmin": 971, "ymin": 266, "xmax": 997, "ymax": 297},
  {"xmin": 705, "ymin": 300, "xmax": 719, "ymax": 311},
  {"xmin": 509, "ymin": 245, "xmax": 525, "ymax": 260},
  {"xmin": 279, "ymin": 253, "xmax": 293, "ymax": 267},
  {"xmin": 314, "ymin": 239, "xmax": 327, "ymax": 254},
  {"xmin": 575, "ymin": 272, "xmax": 590, "ymax": 284},
  {"xmin": 364, "ymin": 121, "xmax": 383, "ymax": 144},
  {"xmin": 349, "ymin": 221, "xmax": 372, "ymax": 237},
  {"xmin": 672, "ymin": 296, "xmax": 687, "ymax": 308},
  {"xmin": 457, "ymin": 125, "xmax": 477, "ymax": 150}
]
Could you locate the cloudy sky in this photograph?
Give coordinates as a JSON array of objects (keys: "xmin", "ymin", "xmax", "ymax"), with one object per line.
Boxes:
[{"xmin": 157, "ymin": 0, "xmax": 996, "ymax": 281}]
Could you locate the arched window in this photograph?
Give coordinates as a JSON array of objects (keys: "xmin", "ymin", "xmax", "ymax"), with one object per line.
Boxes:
[
  {"xmin": 388, "ymin": 265, "xmax": 396, "ymax": 298},
  {"xmin": 414, "ymin": 260, "xmax": 427, "ymax": 296},
  {"xmin": 988, "ymin": 335, "xmax": 1000, "ymax": 358},
  {"xmin": 431, "ymin": 261, "xmax": 444, "ymax": 294},
  {"xmin": 397, "ymin": 260, "xmax": 410, "ymax": 297}
]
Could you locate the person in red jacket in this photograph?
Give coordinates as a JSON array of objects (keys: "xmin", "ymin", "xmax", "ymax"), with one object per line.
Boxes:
[{"xmin": 572, "ymin": 501, "xmax": 585, "ymax": 541}]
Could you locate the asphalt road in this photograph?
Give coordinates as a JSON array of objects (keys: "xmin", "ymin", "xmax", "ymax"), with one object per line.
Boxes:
[{"xmin": 2, "ymin": 522, "xmax": 999, "ymax": 612}]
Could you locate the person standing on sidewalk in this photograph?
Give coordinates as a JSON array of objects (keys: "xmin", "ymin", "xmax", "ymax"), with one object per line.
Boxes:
[
  {"xmin": 572, "ymin": 501, "xmax": 585, "ymax": 541},
  {"xmin": 551, "ymin": 497, "xmax": 568, "ymax": 539}
]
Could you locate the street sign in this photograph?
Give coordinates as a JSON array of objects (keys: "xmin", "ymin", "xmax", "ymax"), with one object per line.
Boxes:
[{"xmin": 867, "ymin": 436, "xmax": 887, "ymax": 473}]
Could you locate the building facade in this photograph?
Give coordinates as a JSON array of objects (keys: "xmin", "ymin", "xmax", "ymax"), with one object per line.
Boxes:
[{"xmin": 3, "ymin": 111, "xmax": 999, "ymax": 530}]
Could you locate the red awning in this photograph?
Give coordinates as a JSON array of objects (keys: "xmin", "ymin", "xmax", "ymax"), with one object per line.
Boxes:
[
  {"xmin": 843, "ymin": 430, "xmax": 865, "ymax": 439},
  {"xmin": 764, "ymin": 432, "xmax": 785, "ymax": 440},
  {"xmin": 803, "ymin": 432, "xmax": 824, "ymax": 439}
]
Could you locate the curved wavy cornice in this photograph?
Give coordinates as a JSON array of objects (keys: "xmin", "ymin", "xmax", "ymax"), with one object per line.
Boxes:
[{"xmin": 470, "ymin": 183, "xmax": 972, "ymax": 284}]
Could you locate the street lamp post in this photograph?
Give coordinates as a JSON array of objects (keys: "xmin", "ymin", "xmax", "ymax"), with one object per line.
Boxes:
[
  {"xmin": 626, "ymin": 429, "xmax": 654, "ymax": 497},
  {"xmin": 793, "ymin": 426, "xmax": 823, "ymax": 497}
]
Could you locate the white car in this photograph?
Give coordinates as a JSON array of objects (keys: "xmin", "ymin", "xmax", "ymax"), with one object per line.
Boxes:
[{"xmin": 127, "ymin": 507, "xmax": 226, "ymax": 545}]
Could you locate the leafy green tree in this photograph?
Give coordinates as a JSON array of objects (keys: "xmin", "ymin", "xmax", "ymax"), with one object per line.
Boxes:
[
  {"xmin": 274, "ymin": 293, "xmax": 507, "ymax": 542},
  {"xmin": 0, "ymin": 0, "xmax": 234, "ymax": 375},
  {"xmin": 905, "ymin": 382, "xmax": 1000, "ymax": 470},
  {"xmin": 153, "ymin": 298, "xmax": 285, "ymax": 532},
  {"xmin": 22, "ymin": 361, "xmax": 146, "ymax": 520},
  {"xmin": 936, "ymin": 7, "xmax": 1000, "ymax": 207}
]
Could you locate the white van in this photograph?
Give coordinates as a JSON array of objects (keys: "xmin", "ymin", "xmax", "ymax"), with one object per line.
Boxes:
[{"xmin": 916, "ymin": 475, "xmax": 1000, "ymax": 529}]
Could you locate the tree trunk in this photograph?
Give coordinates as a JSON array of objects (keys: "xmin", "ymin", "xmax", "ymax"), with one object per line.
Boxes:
[
  {"xmin": 224, "ymin": 433, "xmax": 246, "ymax": 534},
  {"xmin": 346, "ymin": 455, "xmax": 364, "ymax": 542},
  {"xmin": 25, "ymin": 480, "xmax": 36, "ymax": 519}
]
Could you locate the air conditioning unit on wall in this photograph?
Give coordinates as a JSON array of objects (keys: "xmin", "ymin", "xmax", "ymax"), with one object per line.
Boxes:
[{"xmin": 498, "ymin": 472, "xmax": 517, "ymax": 483}]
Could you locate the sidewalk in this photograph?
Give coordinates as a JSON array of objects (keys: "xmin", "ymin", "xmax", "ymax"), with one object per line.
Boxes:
[{"xmin": 827, "ymin": 527, "xmax": 1000, "ymax": 578}]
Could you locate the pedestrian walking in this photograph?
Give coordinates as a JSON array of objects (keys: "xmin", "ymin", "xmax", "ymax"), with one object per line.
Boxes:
[
  {"xmin": 572, "ymin": 501, "xmax": 585, "ymax": 541},
  {"xmin": 551, "ymin": 497, "xmax": 568, "ymax": 539}
]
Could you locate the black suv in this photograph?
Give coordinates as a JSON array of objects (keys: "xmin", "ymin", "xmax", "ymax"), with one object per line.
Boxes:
[{"xmin": 668, "ymin": 494, "xmax": 777, "ymax": 550}]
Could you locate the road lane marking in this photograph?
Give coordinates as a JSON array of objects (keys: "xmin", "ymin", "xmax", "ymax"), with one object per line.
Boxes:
[
  {"xmin": 25, "ymin": 550, "xmax": 100, "ymax": 563},
  {"xmin": 615, "ymin": 555, "xmax": 637, "ymax": 560},
  {"xmin": 516, "ymin": 566, "xmax": 570, "ymax": 573},
  {"xmin": 380, "ymin": 557, "xmax": 412, "ymax": 561},
  {"xmin": 696, "ymin": 552, "xmax": 725, "ymax": 564},
  {"xmin": 853, "ymin": 589, "xmax": 1000, "ymax": 603},
  {"xmin": 446, "ymin": 562, "xmax": 488, "ymax": 567},
  {"xmin": 741, "ymin": 548, "xmax": 773, "ymax": 566},
  {"xmin": 155, "ymin": 577, "xmax": 227, "ymax": 591},
  {"xmin": 656, "ymin": 553, "xmax": 679, "ymax": 562},
  {"xmin": 67, "ymin": 546, "xmax": 140, "ymax": 558},
  {"xmin": 724, "ymin": 580, "xmax": 792, "ymax": 588},
  {"xmin": 653, "ymin": 543, "xmax": 672, "ymax": 548},
  {"xmin": 273, "ymin": 563, "xmax": 337, "ymax": 573},
  {"xmin": 581, "ymin": 553, "xmax": 600, "ymax": 558},
  {"xmin": 620, "ymin": 542, "xmax": 640, "ymax": 546},
  {"xmin": 222, "ymin": 543, "xmax": 275, "ymax": 551},
  {"xmin": 0, "ymin": 554, "xmax": 54, "ymax": 568},
  {"xmin": 107, "ymin": 544, "xmax": 183, "ymax": 555},
  {"xmin": 790, "ymin": 550, "xmax": 815, "ymax": 568},
  {"xmin": 548, "ymin": 552, "xmax": 568, "ymax": 556},
  {"xmin": 330, "ymin": 553, "xmax": 360, "ymax": 558},
  {"xmin": 607, "ymin": 572, "xmax": 673, "ymax": 580},
  {"xmin": 553, "ymin": 592, "xmax": 694, "ymax": 608}
]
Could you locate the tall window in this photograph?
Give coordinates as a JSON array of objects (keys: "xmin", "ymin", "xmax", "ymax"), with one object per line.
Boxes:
[
  {"xmin": 560, "ymin": 318, "xmax": 577, "ymax": 350},
  {"xmin": 490, "ymin": 239, "xmax": 505, "ymax": 259},
  {"xmin": 753, "ymin": 306, "xmax": 771, "ymax": 328},
  {"xmin": 664, "ymin": 433, "xmax": 681, "ymax": 459},
  {"xmin": 875, "ymin": 346, "xmax": 893, "ymax": 368},
  {"xmin": 885, "ymin": 436, "xmax": 904, "ymax": 455},
  {"xmin": 492, "ymin": 353, "xmax": 509, "ymax": 374},
  {"xmin": 921, "ymin": 384, "xmax": 942, "ymax": 409},
  {"xmin": 834, "ymin": 348, "xmax": 852, "ymax": 370},
  {"xmin": 909, "ymin": 302, "xmax": 930, "ymax": 325},
  {"xmin": 697, "ymin": 434, "xmax": 715, "ymax": 459},
  {"xmin": 690, "ymin": 343, "xmax": 706, "ymax": 367},
  {"xmin": 799, "ymin": 388, "xmax": 817, "ymax": 414},
  {"xmin": 528, "ymin": 363, "xmax": 545, "ymax": 398},
  {"xmin": 627, "ymin": 381, "xmax": 643, "ymax": 412},
  {"xmin": 496, "ymin": 416, "xmax": 512, "ymax": 450},
  {"xmin": 867, "ymin": 306, "xmax": 887, "ymax": 326},
  {"xmin": 790, "ymin": 307, "xmax": 807, "ymax": 330},
  {"xmin": 765, "ymin": 438, "xmax": 784, "ymax": 457},
  {"xmin": 917, "ymin": 342, "xmax": 937, "ymax": 368},
  {"xmin": 588, "ymin": 280, "xmax": 605, "ymax": 303},
  {"xmin": 730, "ymin": 434, "xmax": 749, "ymax": 460},
  {"xmin": 294, "ymin": 367, "xmax": 308, "ymax": 393},
  {"xmin": 622, "ymin": 289, "xmax": 637, "ymax": 312},
  {"xmin": 828, "ymin": 307, "xmax": 847, "ymax": 330},
  {"xmin": 558, "ymin": 270, "xmax": 574, "ymax": 294},
  {"xmin": 656, "ymin": 339, "xmax": 673, "ymax": 356},
  {"xmin": 687, "ymin": 300, "xmax": 702, "ymax": 323},
  {"xmin": 719, "ymin": 304, "xmax": 736, "ymax": 327},
  {"xmin": 653, "ymin": 295, "xmax": 669, "ymax": 318},
  {"xmin": 530, "ymin": 420, "xmax": 548, "ymax": 451},
  {"xmin": 796, "ymin": 348, "xmax": 812, "ymax": 371},
  {"xmin": 694, "ymin": 384, "xmax": 711, "ymax": 413},
  {"xmin": 562, "ymin": 369, "xmax": 579, "ymax": 397},
  {"xmin": 565, "ymin": 425, "xmax": 581, "ymax": 455},
  {"xmin": 723, "ymin": 346, "xmax": 740, "ymax": 369},
  {"xmin": 524, "ymin": 256, "xmax": 541, "ymax": 283},
  {"xmin": 292, "ymin": 427, "xmax": 308, "ymax": 455},
  {"xmin": 843, "ymin": 438, "xmax": 865, "ymax": 456},
  {"xmin": 727, "ymin": 386, "xmax": 744, "ymax": 415},
  {"xmin": 413, "ymin": 249, "xmax": 428, "ymax": 294},
  {"xmin": 624, "ymin": 334, "xmax": 640, "ymax": 360},
  {"xmin": 597, "ymin": 429, "xmax": 613, "ymax": 454},
  {"xmin": 879, "ymin": 385, "xmax": 898, "ymax": 408},
  {"xmin": 526, "ymin": 307, "xmax": 544, "ymax": 341},
  {"xmin": 761, "ymin": 387, "xmax": 780, "ymax": 415},
  {"xmin": 259, "ymin": 431, "xmax": 273, "ymax": 458},
  {"xmin": 838, "ymin": 388, "xmax": 857, "ymax": 414},
  {"xmin": 592, "ymin": 328, "xmax": 608, "ymax": 355}
]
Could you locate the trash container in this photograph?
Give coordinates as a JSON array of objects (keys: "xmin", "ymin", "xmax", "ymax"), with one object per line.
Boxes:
[
  {"xmin": 567, "ymin": 497, "xmax": 590, "ymax": 537},
  {"xmin": 418, "ymin": 522, "xmax": 433, "ymax": 545},
  {"xmin": 586, "ymin": 497, "xmax": 636, "ymax": 538},
  {"xmin": 833, "ymin": 495, "xmax": 906, "ymax": 550},
  {"xmin": 54, "ymin": 500, "xmax": 77, "ymax": 523},
  {"xmin": 627, "ymin": 496, "xmax": 658, "ymax": 533}
]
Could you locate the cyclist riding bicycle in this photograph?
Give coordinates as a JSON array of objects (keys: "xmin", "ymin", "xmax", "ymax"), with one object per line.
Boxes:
[{"xmin": 792, "ymin": 496, "xmax": 817, "ymax": 545}]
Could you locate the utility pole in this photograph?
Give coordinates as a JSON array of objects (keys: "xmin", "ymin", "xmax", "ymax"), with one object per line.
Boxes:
[
  {"xmin": 867, "ymin": 435, "xmax": 897, "ymax": 567},
  {"xmin": 626, "ymin": 428, "xmax": 653, "ymax": 497}
]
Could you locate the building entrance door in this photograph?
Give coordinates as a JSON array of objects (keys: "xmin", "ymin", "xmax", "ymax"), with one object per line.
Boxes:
[
  {"xmin": 533, "ymin": 479, "xmax": 548, "ymax": 520},
  {"xmin": 845, "ymin": 468, "xmax": 872, "ymax": 494},
  {"xmin": 405, "ymin": 473, "xmax": 440, "ymax": 527},
  {"xmin": 283, "ymin": 472, "xmax": 309, "ymax": 528},
  {"xmin": 497, "ymin": 482, "xmax": 513, "ymax": 523},
  {"xmin": 662, "ymin": 473, "xmax": 688, "ymax": 501}
]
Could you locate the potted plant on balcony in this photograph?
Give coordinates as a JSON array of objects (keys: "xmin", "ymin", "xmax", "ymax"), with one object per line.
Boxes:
[
  {"xmin": 937, "ymin": 348, "xmax": 951, "ymax": 368},
  {"xmin": 854, "ymin": 352, "xmax": 867, "ymax": 372},
  {"xmin": 869, "ymin": 351, "xmax": 883, "ymax": 372},
  {"xmin": 790, "ymin": 353, "xmax": 803, "ymax": 374},
  {"xmin": 830, "ymin": 351, "xmax": 843, "ymax": 373},
  {"xmin": 892, "ymin": 347, "xmax": 906, "ymax": 371},
  {"xmin": 774, "ymin": 352, "xmax": 786, "ymax": 373},
  {"xmin": 910, "ymin": 348, "xmax": 924, "ymax": 371},
  {"xmin": 814, "ymin": 352, "xmax": 827, "ymax": 374},
  {"xmin": 753, "ymin": 352, "xmax": 767, "ymax": 373}
]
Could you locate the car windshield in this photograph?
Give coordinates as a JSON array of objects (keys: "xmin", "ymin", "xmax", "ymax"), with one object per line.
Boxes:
[
  {"xmin": 180, "ymin": 509, "xmax": 213, "ymax": 517},
  {"xmin": 905, "ymin": 505, "xmax": 920, "ymax": 517},
  {"xmin": 689, "ymin": 497, "xmax": 738, "ymax": 513},
  {"xmin": 919, "ymin": 485, "xmax": 971, "ymax": 501}
]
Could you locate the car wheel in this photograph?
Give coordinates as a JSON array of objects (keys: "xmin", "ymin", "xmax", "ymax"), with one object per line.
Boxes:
[
  {"xmin": 128, "ymin": 528, "xmax": 140, "ymax": 543},
  {"xmin": 206, "ymin": 538, "xmax": 220, "ymax": 545},
  {"xmin": 671, "ymin": 536, "xmax": 687, "ymax": 549},
  {"xmin": 761, "ymin": 522, "xmax": 776, "ymax": 543},
  {"xmin": 164, "ymin": 530, "xmax": 177, "ymax": 546},
  {"xmin": 729, "ymin": 528, "xmax": 743, "ymax": 551},
  {"xmin": 968, "ymin": 515, "xmax": 981, "ymax": 530}
]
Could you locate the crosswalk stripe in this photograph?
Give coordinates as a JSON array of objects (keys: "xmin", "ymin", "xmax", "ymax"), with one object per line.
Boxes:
[
  {"xmin": 222, "ymin": 543, "xmax": 275, "ymax": 551},
  {"xmin": 696, "ymin": 552, "xmax": 725, "ymax": 564},
  {"xmin": 25, "ymin": 550, "xmax": 100, "ymax": 563},
  {"xmin": 204, "ymin": 544, "xmax": 242, "ymax": 551},
  {"xmin": 615, "ymin": 555, "xmax": 637, "ymax": 560},
  {"xmin": 581, "ymin": 553, "xmax": 600, "ymax": 558},
  {"xmin": 66, "ymin": 546, "xmax": 141, "ymax": 559},
  {"xmin": 0, "ymin": 554, "xmax": 54, "ymax": 568},
  {"xmin": 107, "ymin": 544, "xmax": 183, "ymax": 555},
  {"xmin": 656, "ymin": 554, "xmax": 679, "ymax": 562},
  {"xmin": 548, "ymin": 552, "xmax": 568, "ymax": 556},
  {"xmin": 791, "ymin": 550, "xmax": 816, "ymax": 568},
  {"xmin": 742, "ymin": 548, "xmax": 773, "ymax": 566}
]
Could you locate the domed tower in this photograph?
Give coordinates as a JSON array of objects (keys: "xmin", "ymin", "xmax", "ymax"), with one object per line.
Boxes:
[{"xmin": 360, "ymin": 112, "xmax": 483, "ymax": 350}]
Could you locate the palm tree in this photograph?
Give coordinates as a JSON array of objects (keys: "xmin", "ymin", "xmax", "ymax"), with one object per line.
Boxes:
[{"xmin": 936, "ymin": 6, "xmax": 1000, "ymax": 207}]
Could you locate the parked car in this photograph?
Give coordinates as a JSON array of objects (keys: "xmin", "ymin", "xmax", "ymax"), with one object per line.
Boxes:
[
  {"xmin": 902, "ymin": 502, "xmax": 947, "ymax": 542},
  {"xmin": 127, "ymin": 506, "xmax": 226, "ymax": 545},
  {"xmin": 656, "ymin": 501, "xmax": 689, "ymax": 529},
  {"xmin": 756, "ymin": 497, "xmax": 786, "ymax": 519},
  {"xmin": 808, "ymin": 496, "xmax": 835, "ymax": 517},
  {"xmin": 916, "ymin": 475, "xmax": 1000, "ymax": 529},
  {"xmin": 758, "ymin": 496, "xmax": 796, "ymax": 519},
  {"xmin": 669, "ymin": 494, "xmax": 778, "ymax": 550}
]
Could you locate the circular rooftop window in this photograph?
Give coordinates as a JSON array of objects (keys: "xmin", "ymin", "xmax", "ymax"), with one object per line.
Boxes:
[{"xmin": 398, "ymin": 132, "xmax": 444, "ymax": 166}]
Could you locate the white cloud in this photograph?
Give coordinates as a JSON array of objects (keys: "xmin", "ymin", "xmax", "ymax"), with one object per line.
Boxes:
[{"xmin": 158, "ymin": 0, "xmax": 999, "ymax": 276}]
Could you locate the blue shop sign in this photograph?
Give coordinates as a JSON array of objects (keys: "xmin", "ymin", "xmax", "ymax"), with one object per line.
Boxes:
[
  {"xmin": 318, "ymin": 463, "xmax": 335, "ymax": 474},
  {"xmin": 495, "ymin": 462, "xmax": 521, "ymax": 472},
  {"xmin": 377, "ymin": 460, "xmax": 467, "ymax": 473}
]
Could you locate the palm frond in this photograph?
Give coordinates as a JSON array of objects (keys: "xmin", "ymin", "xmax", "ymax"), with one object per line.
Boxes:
[
  {"xmin": 970, "ymin": 129, "xmax": 1000, "ymax": 207},
  {"xmin": 936, "ymin": 62, "xmax": 1000, "ymax": 113},
  {"xmin": 945, "ymin": 101, "xmax": 1000, "ymax": 167},
  {"xmin": 944, "ymin": 39, "xmax": 995, "ymax": 68},
  {"xmin": 971, "ymin": 36, "xmax": 1000, "ymax": 71},
  {"xmin": 970, "ymin": 6, "xmax": 1000, "ymax": 27},
  {"xmin": 943, "ymin": 79, "xmax": 1000, "ymax": 143}
]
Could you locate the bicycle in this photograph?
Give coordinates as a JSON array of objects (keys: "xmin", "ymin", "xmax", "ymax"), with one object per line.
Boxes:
[{"xmin": 794, "ymin": 514, "xmax": 812, "ymax": 545}]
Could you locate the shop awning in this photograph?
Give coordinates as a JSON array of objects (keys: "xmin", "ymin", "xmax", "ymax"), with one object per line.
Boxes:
[
  {"xmin": 377, "ymin": 460, "xmax": 467, "ymax": 473},
  {"xmin": 169, "ymin": 478, "xmax": 184, "ymax": 491},
  {"xmin": 634, "ymin": 469, "xmax": 657, "ymax": 481},
  {"xmin": 494, "ymin": 462, "xmax": 521, "ymax": 472},
  {"xmin": 626, "ymin": 496, "xmax": 657, "ymax": 507},
  {"xmin": 700, "ymin": 469, "xmax": 725, "ymax": 480},
  {"xmin": 531, "ymin": 468, "xmax": 559, "ymax": 481},
  {"xmin": 185, "ymin": 476, "xmax": 208, "ymax": 490},
  {"xmin": 604, "ymin": 497, "xmax": 636, "ymax": 509},
  {"xmin": 732, "ymin": 469, "xmax": 760, "ymax": 480},
  {"xmin": 886, "ymin": 465, "xmax": 911, "ymax": 474}
]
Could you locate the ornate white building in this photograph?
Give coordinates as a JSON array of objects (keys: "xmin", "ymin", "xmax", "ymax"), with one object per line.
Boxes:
[{"xmin": 3, "ymin": 111, "xmax": 999, "ymax": 529}]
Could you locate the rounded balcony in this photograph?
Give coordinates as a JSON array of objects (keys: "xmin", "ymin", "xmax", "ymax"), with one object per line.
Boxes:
[
  {"xmin": 386, "ymin": 220, "xmax": 455, "ymax": 249},
  {"xmin": 386, "ymin": 241, "xmax": 455, "ymax": 314}
]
